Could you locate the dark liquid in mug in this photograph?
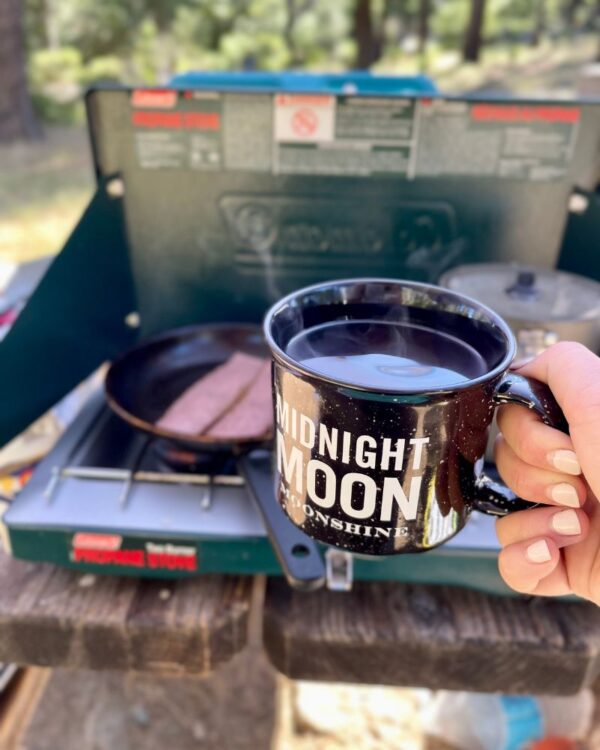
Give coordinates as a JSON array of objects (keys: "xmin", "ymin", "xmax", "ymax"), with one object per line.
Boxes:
[{"xmin": 286, "ymin": 320, "xmax": 488, "ymax": 390}]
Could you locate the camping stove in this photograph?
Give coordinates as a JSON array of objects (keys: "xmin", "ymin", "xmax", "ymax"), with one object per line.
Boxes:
[
  {"xmin": 2, "ymin": 74, "xmax": 599, "ymax": 596},
  {"xmin": 3, "ymin": 388, "xmax": 508, "ymax": 593}
]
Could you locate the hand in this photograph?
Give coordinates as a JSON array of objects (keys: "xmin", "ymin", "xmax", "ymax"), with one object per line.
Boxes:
[{"xmin": 494, "ymin": 342, "xmax": 600, "ymax": 603}]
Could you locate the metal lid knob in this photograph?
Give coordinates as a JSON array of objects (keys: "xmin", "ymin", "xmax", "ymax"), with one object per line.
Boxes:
[{"xmin": 506, "ymin": 270, "xmax": 539, "ymax": 300}]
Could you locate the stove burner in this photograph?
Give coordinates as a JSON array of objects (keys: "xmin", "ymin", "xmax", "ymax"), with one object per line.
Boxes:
[{"xmin": 150, "ymin": 439, "xmax": 238, "ymax": 476}]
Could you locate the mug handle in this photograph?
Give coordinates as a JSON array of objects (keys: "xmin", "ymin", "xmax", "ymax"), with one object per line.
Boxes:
[{"xmin": 473, "ymin": 372, "xmax": 569, "ymax": 517}]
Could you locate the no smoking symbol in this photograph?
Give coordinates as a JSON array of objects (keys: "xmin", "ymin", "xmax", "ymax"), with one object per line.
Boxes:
[{"xmin": 292, "ymin": 107, "xmax": 318, "ymax": 137}]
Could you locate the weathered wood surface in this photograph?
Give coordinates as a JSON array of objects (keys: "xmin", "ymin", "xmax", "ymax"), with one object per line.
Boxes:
[
  {"xmin": 17, "ymin": 651, "xmax": 278, "ymax": 750},
  {"xmin": 263, "ymin": 578, "xmax": 600, "ymax": 694},
  {"xmin": 0, "ymin": 552, "xmax": 252, "ymax": 674}
]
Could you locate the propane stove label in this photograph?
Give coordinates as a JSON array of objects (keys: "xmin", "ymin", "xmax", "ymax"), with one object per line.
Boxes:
[
  {"xmin": 132, "ymin": 90, "xmax": 222, "ymax": 170},
  {"xmin": 414, "ymin": 100, "xmax": 580, "ymax": 181},
  {"xmin": 70, "ymin": 534, "xmax": 198, "ymax": 572},
  {"xmin": 273, "ymin": 95, "xmax": 416, "ymax": 177}
]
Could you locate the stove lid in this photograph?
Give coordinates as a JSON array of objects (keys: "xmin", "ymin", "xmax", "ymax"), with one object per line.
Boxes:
[
  {"xmin": 440, "ymin": 263, "xmax": 600, "ymax": 323},
  {"xmin": 85, "ymin": 83, "xmax": 600, "ymax": 337}
]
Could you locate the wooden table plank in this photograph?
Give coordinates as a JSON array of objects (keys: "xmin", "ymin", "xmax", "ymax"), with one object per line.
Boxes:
[
  {"xmin": 263, "ymin": 578, "xmax": 600, "ymax": 694},
  {"xmin": 0, "ymin": 552, "xmax": 253, "ymax": 674}
]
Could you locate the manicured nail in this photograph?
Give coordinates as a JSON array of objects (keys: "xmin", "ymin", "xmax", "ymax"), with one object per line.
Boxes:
[
  {"xmin": 551, "ymin": 509, "xmax": 581, "ymax": 536},
  {"xmin": 547, "ymin": 483, "xmax": 580, "ymax": 508},
  {"xmin": 547, "ymin": 450, "xmax": 581, "ymax": 476},
  {"xmin": 510, "ymin": 357, "xmax": 534, "ymax": 370},
  {"xmin": 527, "ymin": 539, "xmax": 551, "ymax": 563}
]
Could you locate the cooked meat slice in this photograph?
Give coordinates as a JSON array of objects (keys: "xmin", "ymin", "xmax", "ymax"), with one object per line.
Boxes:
[
  {"xmin": 208, "ymin": 359, "xmax": 273, "ymax": 440},
  {"xmin": 157, "ymin": 352, "xmax": 265, "ymax": 435}
]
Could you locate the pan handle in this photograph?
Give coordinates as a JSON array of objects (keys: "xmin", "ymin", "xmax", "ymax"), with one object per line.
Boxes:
[{"xmin": 237, "ymin": 450, "xmax": 326, "ymax": 591}]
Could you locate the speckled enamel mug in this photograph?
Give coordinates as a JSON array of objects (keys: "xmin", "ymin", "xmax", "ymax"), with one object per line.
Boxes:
[{"xmin": 264, "ymin": 279, "xmax": 567, "ymax": 556}]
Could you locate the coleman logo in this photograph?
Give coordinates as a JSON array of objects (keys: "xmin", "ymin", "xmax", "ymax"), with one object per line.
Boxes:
[
  {"xmin": 131, "ymin": 89, "xmax": 177, "ymax": 109},
  {"xmin": 276, "ymin": 393, "xmax": 429, "ymax": 536},
  {"xmin": 72, "ymin": 533, "xmax": 122, "ymax": 550},
  {"xmin": 70, "ymin": 536, "xmax": 198, "ymax": 572}
]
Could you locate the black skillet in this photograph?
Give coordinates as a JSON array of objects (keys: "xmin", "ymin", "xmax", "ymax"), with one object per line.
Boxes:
[{"xmin": 105, "ymin": 322, "xmax": 326, "ymax": 591}]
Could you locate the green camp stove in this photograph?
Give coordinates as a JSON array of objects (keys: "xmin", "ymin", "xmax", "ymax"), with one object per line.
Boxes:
[{"xmin": 1, "ymin": 74, "xmax": 599, "ymax": 595}]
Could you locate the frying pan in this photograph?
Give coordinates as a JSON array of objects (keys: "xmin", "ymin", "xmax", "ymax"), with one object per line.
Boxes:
[{"xmin": 105, "ymin": 323, "xmax": 326, "ymax": 591}]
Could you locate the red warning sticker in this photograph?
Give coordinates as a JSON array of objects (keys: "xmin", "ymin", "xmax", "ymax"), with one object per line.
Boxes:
[
  {"xmin": 131, "ymin": 110, "xmax": 220, "ymax": 130},
  {"xmin": 274, "ymin": 94, "xmax": 335, "ymax": 143},
  {"xmin": 291, "ymin": 107, "xmax": 319, "ymax": 137},
  {"xmin": 471, "ymin": 104, "xmax": 580, "ymax": 124}
]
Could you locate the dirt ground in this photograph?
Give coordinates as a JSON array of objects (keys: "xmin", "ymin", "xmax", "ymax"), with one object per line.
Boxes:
[{"xmin": 0, "ymin": 126, "xmax": 92, "ymax": 263}]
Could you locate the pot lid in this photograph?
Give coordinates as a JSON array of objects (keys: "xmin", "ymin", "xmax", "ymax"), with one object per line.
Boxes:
[{"xmin": 440, "ymin": 263, "xmax": 600, "ymax": 323}]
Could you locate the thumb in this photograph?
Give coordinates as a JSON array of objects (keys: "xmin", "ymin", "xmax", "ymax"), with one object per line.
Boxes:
[{"xmin": 515, "ymin": 342, "xmax": 600, "ymax": 499}]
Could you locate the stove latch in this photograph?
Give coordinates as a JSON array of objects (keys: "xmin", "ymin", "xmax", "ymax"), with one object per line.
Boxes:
[{"xmin": 325, "ymin": 548, "xmax": 354, "ymax": 592}]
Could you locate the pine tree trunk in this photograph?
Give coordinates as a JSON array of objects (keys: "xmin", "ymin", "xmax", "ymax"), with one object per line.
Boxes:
[
  {"xmin": 531, "ymin": 0, "xmax": 546, "ymax": 46},
  {"xmin": 417, "ymin": 0, "xmax": 430, "ymax": 55},
  {"xmin": 462, "ymin": 0, "xmax": 487, "ymax": 63},
  {"xmin": 284, "ymin": 0, "xmax": 301, "ymax": 67},
  {"xmin": 563, "ymin": 0, "xmax": 583, "ymax": 27},
  {"xmin": 0, "ymin": 0, "xmax": 41, "ymax": 141},
  {"xmin": 353, "ymin": 0, "xmax": 383, "ymax": 69}
]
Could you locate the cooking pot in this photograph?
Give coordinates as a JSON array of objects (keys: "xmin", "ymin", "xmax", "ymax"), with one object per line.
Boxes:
[
  {"xmin": 440, "ymin": 263, "xmax": 600, "ymax": 461},
  {"xmin": 440, "ymin": 264, "xmax": 600, "ymax": 360}
]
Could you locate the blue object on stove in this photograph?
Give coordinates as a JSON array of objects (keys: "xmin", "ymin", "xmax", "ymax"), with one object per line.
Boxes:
[{"xmin": 170, "ymin": 70, "xmax": 438, "ymax": 95}]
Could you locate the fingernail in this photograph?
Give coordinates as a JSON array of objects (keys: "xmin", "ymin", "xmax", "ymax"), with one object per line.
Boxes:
[
  {"xmin": 547, "ymin": 449, "xmax": 581, "ymax": 476},
  {"xmin": 526, "ymin": 539, "xmax": 551, "ymax": 563},
  {"xmin": 551, "ymin": 509, "xmax": 581, "ymax": 536},
  {"xmin": 547, "ymin": 483, "xmax": 580, "ymax": 507},
  {"xmin": 510, "ymin": 357, "xmax": 534, "ymax": 370}
]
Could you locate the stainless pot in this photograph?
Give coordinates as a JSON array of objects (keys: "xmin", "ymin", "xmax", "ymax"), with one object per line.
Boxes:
[
  {"xmin": 440, "ymin": 263, "xmax": 600, "ymax": 461},
  {"xmin": 440, "ymin": 264, "xmax": 600, "ymax": 360}
]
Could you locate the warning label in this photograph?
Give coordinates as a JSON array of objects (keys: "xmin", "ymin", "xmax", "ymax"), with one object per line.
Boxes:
[
  {"xmin": 129, "ymin": 91, "xmax": 580, "ymax": 182},
  {"xmin": 277, "ymin": 144, "xmax": 411, "ymax": 176},
  {"xmin": 415, "ymin": 100, "xmax": 580, "ymax": 181},
  {"xmin": 274, "ymin": 96, "xmax": 416, "ymax": 177},
  {"xmin": 336, "ymin": 97, "xmax": 416, "ymax": 141},
  {"xmin": 223, "ymin": 94, "xmax": 273, "ymax": 172},
  {"xmin": 132, "ymin": 91, "xmax": 222, "ymax": 170},
  {"xmin": 274, "ymin": 94, "xmax": 335, "ymax": 143}
]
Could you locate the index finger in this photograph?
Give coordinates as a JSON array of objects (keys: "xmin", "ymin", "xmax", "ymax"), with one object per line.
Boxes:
[{"xmin": 515, "ymin": 342, "xmax": 600, "ymax": 497}]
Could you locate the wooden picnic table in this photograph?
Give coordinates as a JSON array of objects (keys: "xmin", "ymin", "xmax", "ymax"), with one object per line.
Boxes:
[{"xmin": 0, "ymin": 550, "xmax": 599, "ymax": 694}]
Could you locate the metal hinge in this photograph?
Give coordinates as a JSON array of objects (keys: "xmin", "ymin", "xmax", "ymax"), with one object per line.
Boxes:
[{"xmin": 325, "ymin": 548, "xmax": 354, "ymax": 592}]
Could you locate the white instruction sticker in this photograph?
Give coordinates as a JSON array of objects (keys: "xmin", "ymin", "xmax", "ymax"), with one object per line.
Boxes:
[{"xmin": 274, "ymin": 94, "xmax": 335, "ymax": 143}]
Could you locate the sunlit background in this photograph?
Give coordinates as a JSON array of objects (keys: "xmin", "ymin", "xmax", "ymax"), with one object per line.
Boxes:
[{"xmin": 1, "ymin": 0, "xmax": 598, "ymax": 264}]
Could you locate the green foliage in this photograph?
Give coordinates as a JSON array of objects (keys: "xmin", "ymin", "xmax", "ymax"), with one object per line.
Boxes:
[
  {"xmin": 56, "ymin": 0, "xmax": 140, "ymax": 62},
  {"xmin": 30, "ymin": 93, "xmax": 84, "ymax": 125},
  {"xmin": 28, "ymin": 44, "xmax": 123, "ymax": 125},
  {"xmin": 23, "ymin": 0, "xmax": 600, "ymax": 124},
  {"xmin": 29, "ymin": 46, "xmax": 82, "ymax": 88},
  {"xmin": 431, "ymin": 0, "xmax": 471, "ymax": 47},
  {"xmin": 79, "ymin": 56, "xmax": 124, "ymax": 85}
]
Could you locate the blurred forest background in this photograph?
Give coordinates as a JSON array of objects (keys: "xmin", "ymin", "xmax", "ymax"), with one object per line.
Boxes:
[{"xmin": 0, "ymin": 0, "xmax": 599, "ymax": 260}]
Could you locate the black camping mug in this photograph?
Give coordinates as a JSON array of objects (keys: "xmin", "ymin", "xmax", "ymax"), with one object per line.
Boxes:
[{"xmin": 263, "ymin": 278, "xmax": 568, "ymax": 556}]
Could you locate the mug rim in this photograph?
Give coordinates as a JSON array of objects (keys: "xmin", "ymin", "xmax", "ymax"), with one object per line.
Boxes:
[{"xmin": 263, "ymin": 277, "xmax": 517, "ymax": 395}]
